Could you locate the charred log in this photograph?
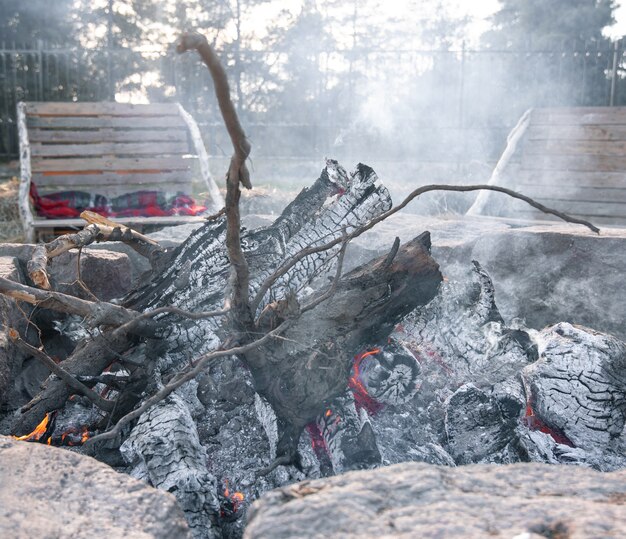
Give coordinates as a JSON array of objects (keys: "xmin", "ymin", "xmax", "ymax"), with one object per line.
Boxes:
[{"xmin": 244, "ymin": 231, "xmax": 442, "ymax": 463}]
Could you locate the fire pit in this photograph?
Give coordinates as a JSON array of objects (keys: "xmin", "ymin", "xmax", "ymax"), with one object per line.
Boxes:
[{"xmin": 0, "ymin": 32, "xmax": 624, "ymax": 539}]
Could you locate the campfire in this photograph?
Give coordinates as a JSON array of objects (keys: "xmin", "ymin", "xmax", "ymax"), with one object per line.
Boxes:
[{"xmin": 1, "ymin": 31, "xmax": 624, "ymax": 539}]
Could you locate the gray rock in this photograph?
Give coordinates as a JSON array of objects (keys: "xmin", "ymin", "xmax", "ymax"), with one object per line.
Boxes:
[
  {"xmin": 348, "ymin": 214, "xmax": 626, "ymax": 341},
  {"xmin": 244, "ymin": 462, "xmax": 626, "ymax": 539},
  {"xmin": 0, "ymin": 257, "xmax": 29, "ymax": 406},
  {"xmin": 0, "ymin": 435, "xmax": 191, "ymax": 539},
  {"xmin": 50, "ymin": 249, "xmax": 132, "ymax": 301},
  {"xmin": 0, "ymin": 243, "xmax": 133, "ymax": 301}
]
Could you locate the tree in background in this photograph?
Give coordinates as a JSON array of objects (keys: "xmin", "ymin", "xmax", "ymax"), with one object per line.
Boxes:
[
  {"xmin": 480, "ymin": 0, "xmax": 618, "ymax": 109},
  {"xmin": 0, "ymin": 0, "xmax": 76, "ymax": 45},
  {"xmin": 484, "ymin": 0, "xmax": 616, "ymax": 50}
]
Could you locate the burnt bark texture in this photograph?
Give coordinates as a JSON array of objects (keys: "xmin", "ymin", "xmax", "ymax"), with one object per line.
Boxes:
[{"xmin": 245, "ymin": 231, "xmax": 441, "ymax": 461}]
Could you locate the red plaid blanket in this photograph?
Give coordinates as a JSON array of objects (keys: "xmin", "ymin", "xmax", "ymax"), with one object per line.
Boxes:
[{"xmin": 30, "ymin": 184, "xmax": 207, "ymax": 219}]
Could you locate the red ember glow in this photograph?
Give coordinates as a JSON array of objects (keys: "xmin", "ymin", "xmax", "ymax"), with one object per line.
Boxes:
[
  {"xmin": 349, "ymin": 348, "xmax": 384, "ymax": 415},
  {"xmin": 306, "ymin": 422, "xmax": 329, "ymax": 460},
  {"xmin": 523, "ymin": 402, "xmax": 574, "ymax": 447}
]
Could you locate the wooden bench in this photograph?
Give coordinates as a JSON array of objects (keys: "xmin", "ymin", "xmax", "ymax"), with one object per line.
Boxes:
[
  {"xmin": 17, "ymin": 101, "xmax": 223, "ymax": 242},
  {"xmin": 468, "ymin": 107, "xmax": 626, "ymax": 227}
]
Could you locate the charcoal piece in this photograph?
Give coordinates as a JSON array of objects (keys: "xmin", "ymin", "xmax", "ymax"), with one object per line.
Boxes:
[
  {"xmin": 120, "ymin": 388, "xmax": 221, "ymax": 539},
  {"xmin": 357, "ymin": 340, "xmax": 420, "ymax": 406},
  {"xmin": 396, "ymin": 261, "xmax": 532, "ymax": 388},
  {"xmin": 316, "ymin": 392, "xmax": 381, "ymax": 473},
  {"xmin": 491, "ymin": 376, "xmax": 527, "ymax": 420},
  {"xmin": 522, "ymin": 322, "xmax": 626, "ymax": 453},
  {"xmin": 444, "ymin": 383, "xmax": 517, "ymax": 464}
]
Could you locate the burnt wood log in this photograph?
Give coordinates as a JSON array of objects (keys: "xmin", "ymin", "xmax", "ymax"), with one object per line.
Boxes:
[
  {"xmin": 244, "ymin": 231, "xmax": 442, "ymax": 463},
  {"xmin": 12, "ymin": 162, "xmax": 392, "ymax": 434}
]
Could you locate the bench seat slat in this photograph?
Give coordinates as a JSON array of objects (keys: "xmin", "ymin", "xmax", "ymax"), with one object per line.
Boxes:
[
  {"xmin": 526, "ymin": 125, "xmax": 626, "ymax": 142},
  {"xmin": 516, "ymin": 170, "xmax": 626, "ymax": 189},
  {"xmin": 531, "ymin": 107, "xmax": 626, "ymax": 125},
  {"xmin": 523, "ymin": 139, "xmax": 626, "ymax": 157}
]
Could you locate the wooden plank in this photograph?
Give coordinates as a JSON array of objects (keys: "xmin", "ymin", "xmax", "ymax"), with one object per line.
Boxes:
[
  {"xmin": 31, "ymin": 141, "xmax": 189, "ymax": 157},
  {"xmin": 27, "ymin": 116, "xmax": 186, "ymax": 129},
  {"xmin": 520, "ymin": 154, "xmax": 626, "ymax": 173},
  {"xmin": 516, "ymin": 170, "xmax": 626, "ymax": 189},
  {"xmin": 31, "ymin": 156, "xmax": 192, "ymax": 173},
  {"xmin": 32, "ymin": 171, "xmax": 192, "ymax": 187},
  {"xmin": 523, "ymin": 139, "xmax": 626, "ymax": 157},
  {"xmin": 33, "ymin": 215, "xmax": 206, "ymax": 228},
  {"xmin": 25, "ymin": 102, "xmax": 180, "ymax": 117},
  {"xmin": 526, "ymin": 125, "xmax": 626, "ymax": 142},
  {"xmin": 514, "ymin": 184, "xmax": 626, "ymax": 204},
  {"xmin": 29, "ymin": 128, "xmax": 189, "ymax": 144},
  {"xmin": 35, "ymin": 183, "xmax": 191, "ymax": 199},
  {"xmin": 531, "ymin": 108, "xmax": 626, "ymax": 126}
]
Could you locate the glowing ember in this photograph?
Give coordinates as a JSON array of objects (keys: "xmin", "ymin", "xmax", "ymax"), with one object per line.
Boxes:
[
  {"xmin": 60, "ymin": 425, "xmax": 90, "ymax": 446},
  {"xmin": 306, "ymin": 422, "xmax": 329, "ymax": 460},
  {"xmin": 12, "ymin": 413, "xmax": 54, "ymax": 443},
  {"xmin": 523, "ymin": 402, "xmax": 574, "ymax": 447},
  {"xmin": 221, "ymin": 479, "xmax": 245, "ymax": 516},
  {"xmin": 349, "ymin": 348, "xmax": 384, "ymax": 415},
  {"xmin": 230, "ymin": 491, "xmax": 245, "ymax": 512}
]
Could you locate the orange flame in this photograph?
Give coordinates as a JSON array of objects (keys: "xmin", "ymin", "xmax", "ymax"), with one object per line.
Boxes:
[
  {"xmin": 222, "ymin": 479, "xmax": 245, "ymax": 513},
  {"xmin": 231, "ymin": 491, "xmax": 245, "ymax": 511},
  {"xmin": 12, "ymin": 413, "xmax": 51, "ymax": 442}
]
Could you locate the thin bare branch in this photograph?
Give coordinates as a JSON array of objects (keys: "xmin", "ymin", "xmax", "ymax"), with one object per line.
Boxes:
[
  {"xmin": 203, "ymin": 207, "xmax": 226, "ymax": 222},
  {"xmin": 177, "ymin": 31, "xmax": 252, "ymax": 327},
  {"xmin": 252, "ymin": 183, "xmax": 600, "ymax": 310},
  {"xmin": 176, "ymin": 33, "xmax": 251, "ymax": 190},
  {"xmin": 9, "ymin": 330, "xmax": 115, "ymax": 412},
  {"xmin": 74, "ymin": 247, "xmax": 99, "ymax": 302},
  {"xmin": 84, "ymin": 320, "xmax": 291, "ymax": 449},
  {"xmin": 383, "ymin": 237, "xmax": 401, "ymax": 269},
  {"xmin": 256, "ymin": 455, "xmax": 293, "ymax": 477},
  {"xmin": 0, "ymin": 277, "xmax": 157, "ymax": 336},
  {"xmin": 44, "ymin": 215, "xmax": 165, "ymax": 269}
]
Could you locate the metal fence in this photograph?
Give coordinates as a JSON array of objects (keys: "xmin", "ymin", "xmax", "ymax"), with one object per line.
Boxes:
[{"xmin": 1, "ymin": 41, "xmax": 624, "ymax": 186}]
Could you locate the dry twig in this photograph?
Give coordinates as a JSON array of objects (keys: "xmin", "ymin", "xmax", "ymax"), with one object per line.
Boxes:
[
  {"xmin": 252, "ymin": 183, "xmax": 600, "ymax": 310},
  {"xmin": 9, "ymin": 330, "xmax": 114, "ymax": 412},
  {"xmin": 84, "ymin": 320, "xmax": 291, "ymax": 449}
]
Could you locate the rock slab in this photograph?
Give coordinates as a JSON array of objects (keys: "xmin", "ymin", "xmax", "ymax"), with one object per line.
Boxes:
[
  {"xmin": 0, "ymin": 435, "xmax": 191, "ymax": 539},
  {"xmin": 245, "ymin": 462, "xmax": 626, "ymax": 538}
]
